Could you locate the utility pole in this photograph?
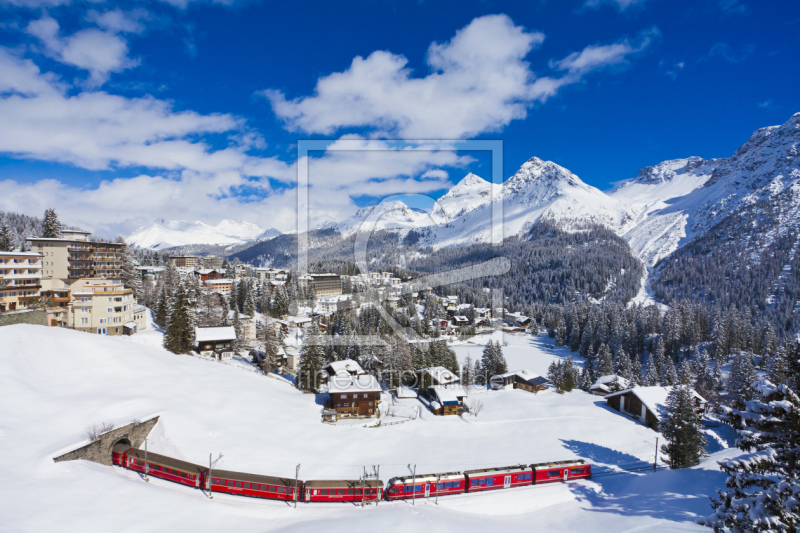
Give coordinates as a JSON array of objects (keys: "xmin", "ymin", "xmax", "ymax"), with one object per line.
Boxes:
[
  {"xmin": 654, "ymin": 437, "xmax": 659, "ymax": 472},
  {"xmin": 435, "ymin": 474, "xmax": 441, "ymax": 505},
  {"xmin": 144, "ymin": 437, "xmax": 149, "ymax": 482},
  {"xmin": 362, "ymin": 467, "xmax": 366, "ymax": 507},
  {"xmin": 294, "ymin": 464, "xmax": 300, "ymax": 508},
  {"xmin": 408, "ymin": 464, "xmax": 416, "ymax": 506},
  {"xmin": 373, "ymin": 465, "xmax": 380, "ymax": 507},
  {"xmin": 207, "ymin": 453, "xmax": 223, "ymax": 499}
]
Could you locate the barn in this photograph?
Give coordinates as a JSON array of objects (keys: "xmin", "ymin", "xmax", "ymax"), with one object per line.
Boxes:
[
  {"xmin": 604, "ymin": 386, "xmax": 707, "ymax": 429},
  {"xmin": 491, "ymin": 370, "xmax": 549, "ymax": 393}
]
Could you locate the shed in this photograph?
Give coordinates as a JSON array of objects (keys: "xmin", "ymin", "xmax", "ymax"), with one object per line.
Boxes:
[
  {"xmin": 604, "ymin": 386, "xmax": 707, "ymax": 429},
  {"xmin": 491, "ymin": 370, "xmax": 549, "ymax": 393}
]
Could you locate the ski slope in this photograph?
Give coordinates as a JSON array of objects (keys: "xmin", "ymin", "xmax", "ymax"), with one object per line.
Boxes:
[{"xmin": 0, "ymin": 324, "xmax": 734, "ymax": 532}]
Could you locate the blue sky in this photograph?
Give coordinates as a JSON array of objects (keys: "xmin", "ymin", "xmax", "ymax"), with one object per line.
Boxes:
[{"xmin": 0, "ymin": 0, "xmax": 797, "ymax": 236}]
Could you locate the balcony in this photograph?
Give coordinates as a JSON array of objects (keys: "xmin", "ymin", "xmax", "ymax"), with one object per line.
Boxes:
[{"xmin": 67, "ymin": 246, "xmax": 94, "ymax": 253}]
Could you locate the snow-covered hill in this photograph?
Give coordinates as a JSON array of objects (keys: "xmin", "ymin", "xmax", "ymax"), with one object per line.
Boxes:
[
  {"xmin": 127, "ymin": 219, "xmax": 281, "ymax": 250},
  {"xmin": 0, "ymin": 324, "xmax": 735, "ymax": 532}
]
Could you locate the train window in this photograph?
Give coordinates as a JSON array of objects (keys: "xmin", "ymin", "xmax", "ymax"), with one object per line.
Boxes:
[
  {"xmin": 270, "ymin": 486, "xmax": 276, "ymax": 492},
  {"xmin": 278, "ymin": 487, "xmax": 286, "ymax": 494},
  {"xmin": 346, "ymin": 489, "xmax": 354, "ymax": 495},
  {"xmin": 547, "ymin": 471, "xmax": 561, "ymax": 478},
  {"xmin": 487, "ymin": 479, "xmax": 493, "ymax": 486},
  {"xmin": 243, "ymin": 483, "xmax": 250, "ymax": 489},
  {"xmin": 338, "ymin": 490, "xmax": 345, "ymax": 495},
  {"xmin": 570, "ymin": 468, "xmax": 585, "ymax": 474},
  {"xmin": 235, "ymin": 482, "xmax": 243, "ymax": 488},
  {"xmin": 319, "ymin": 490, "xmax": 327, "ymax": 495}
]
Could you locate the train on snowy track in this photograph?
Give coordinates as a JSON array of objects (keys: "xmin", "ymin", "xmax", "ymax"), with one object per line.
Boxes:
[{"xmin": 112, "ymin": 443, "xmax": 591, "ymax": 503}]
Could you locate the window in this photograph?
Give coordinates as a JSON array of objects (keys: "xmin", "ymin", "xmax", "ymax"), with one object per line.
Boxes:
[
  {"xmin": 337, "ymin": 490, "xmax": 345, "ymax": 495},
  {"xmin": 235, "ymin": 482, "xmax": 242, "ymax": 488},
  {"xmin": 243, "ymin": 483, "xmax": 250, "ymax": 489},
  {"xmin": 547, "ymin": 471, "xmax": 561, "ymax": 478},
  {"xmin": 363, "ymin": 394, "xmax": 368, "ymax": 398},
  {"xmin": 341, "ymin": 394, "xmax": 347, "ymax": 399},
  {"xmin": 570, "ymin": 468, "xmax": 585, "ymax": 475},
  {"xmin": 277, "ymin": 487, "xmax": 286, "ymax": 494},
  {"xmin": 80, "ymin": 318, "xmax": 88, "ymax": 325},
  {"xmin": 346, "ymin": 489, "xmax": 354, "ymax": 495},
  {"xmin": 269, "ymin": 486, "xmax": 276, "ymax": 492}
]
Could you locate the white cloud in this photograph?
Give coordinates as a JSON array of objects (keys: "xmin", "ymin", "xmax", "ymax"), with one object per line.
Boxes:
[
  {"xmin": 421, "ymin": 169, "xmax": 448, "ymax": 180},
  {"xmin": 263, "ymin": 15, "xmax": 657, "ymax": 139},
  {"xmin": 27, "ymin": 15, "xmax": 138, "ymax": 85},
  {"xmin": 583, "ymin": 0, "xmax": 650, "ymax": 12},
  {"xmin": 86, "ymin": 9, "xmax": 149, "ymax": 35}
]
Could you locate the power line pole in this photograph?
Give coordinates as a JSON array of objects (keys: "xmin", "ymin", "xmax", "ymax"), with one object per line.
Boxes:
[
  {"xmin": 435, "ymin": 474, "xmax": 441, "ymax": 505},
  {"xmin": 654, "ymin": 437, "xmax": 659, "ymax": 472},
  {"xmin": 362, "ymin": 467, "xmax": 366, "ymax": 507},
  {"xmin": 408, "ymin": 464, "xmax": 416, "ymax": 506},
  {"xmin": 144, "ymin": 437, "xmax": 149, "ymax": 482},
  {"xmin": 207, "ymin": 453, "xmax": 223, "ymax": 499},
  {"xmin": 373, "ymin": 465, "xmax": 380, "ymax": 507},
  {"xmin": 294, "ymin": 464, "xmax": 300, "ymax": 508}
]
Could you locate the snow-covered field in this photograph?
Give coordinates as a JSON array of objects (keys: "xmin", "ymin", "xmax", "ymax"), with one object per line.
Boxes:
[{"xmin": 0, "ymin": 325, "xmax": 736, "ymax": 532}]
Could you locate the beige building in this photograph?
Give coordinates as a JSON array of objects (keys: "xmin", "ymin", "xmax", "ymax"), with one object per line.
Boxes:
[
  {"xmin": 169, "ymin": 256, "xmax": 202, "ymax": 269},
  {"xmin": 27, "ymin": 230, "xmax": 123, "ymax": 281},
  {"xmin": 0, "ymin": 251, "xmax": 43, "ymax": 312},
  {"xmin": 300, "ymin": 273, "xmax": 342, "ymax": 298},
  {"xmin": 66, "ymin": 279, "xmax": 146, "ymax": 335}
]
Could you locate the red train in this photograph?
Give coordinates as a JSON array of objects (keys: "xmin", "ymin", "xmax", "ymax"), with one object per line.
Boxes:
[{"xmin": 112, "ymin": 444, "xmax": 589, "ymax": 504}]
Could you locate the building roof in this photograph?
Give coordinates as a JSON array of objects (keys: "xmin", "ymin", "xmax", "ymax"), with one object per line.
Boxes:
[
  {"xmin": 590, "ymin": 374, "xmax": 629, "ymax": 393},
  {"xmin": 0, "ymin": 250, "xmax": 43, "ymax": 257},
  {"xmin": 430, "ymin": 385, "xmax": 466, "ymax": 405},
  {"xmin": 417, "ymin": 366, "xmax": 460, "ymax": 385},
  {"xmin": 195, "ymin": 326, "xmax": 236, "ymax": 343},
  {"xmin": 604, "ymin": 386, "xmax": 706, "ymax": 420},
  {"xmin": 497, "ymin": 370, "xmax": 548, "ymax": 387},
  {"xmin": 327, "ymin": 374, "xmax": 382, "ymax": 394},
  {"xmin": 325, "ymin": 359, "xmax": 365, "ymax": 377}
]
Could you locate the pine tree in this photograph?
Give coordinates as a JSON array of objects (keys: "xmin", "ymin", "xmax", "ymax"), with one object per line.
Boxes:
[
  {"xmin": 728, "ymin": 352, "xmax": 758, "ymax": 407},
  {"xmin": 644, "ymin": 355, "xmax": 660, "ymax": 386},
  {"xmin": 597, "ymin": 343, "xmax": 614, "ymax": 376},
  {"xmin": 119, "ymin": 239, "xmax": 143, "ymax": 301},
  {"xmin": 0, "ymin": 224, "xmax": 12, "ymax": 252},
  {"xmin": 41, "ymin": 208, "xmax": 61, "ymax": 238},
  {"xmin": 155, "ymin": 290, "xmax": 169, "ymax": 328},
  {"xmin": 766, "ymin": 344, "xmax": 789, "ymax": 385},
  {"xmin": 462, "ymin": 355, "xmax": 474, "ymax": 389},
  {"xmin": 493, "ymin": 340, "xmax": 508, "ymax": 375},
  {"xmin": 481, "ymin": 340, "xmax": 496, "ymax": 378},
  {"xmin": 631, "ymin": 356, "xmax": 644, "ymax": 386},
  {"xmin": 678, "ymin": 359, "xmax": 696, "ymax": 386},
  {"xmin": 699, "ymin": 371, "xmax": 800, "ymax": 532},
  {"xmin": 163, "ymin": 283, "xmax": 195, "ymax": 354},
  {"xmin": 661, "ymin": 356, "xmax": 679, "ymax": 386},
  {"xmin": 298, "ymin": 319, "xmax": 325, "ymax": 391},
  {"xmin": 243, "ymin": 285, "xmax": 256, "ymax": 317},
  {"xmin": 659, "ymin": 385, "xmax": 707, "ymax": 469}
]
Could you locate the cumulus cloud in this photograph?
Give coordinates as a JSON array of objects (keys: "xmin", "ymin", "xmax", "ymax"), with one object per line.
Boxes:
[
  {"xmin": 86, "ymin": 9, "xmax": 149, "ymax": 34},
  {"xmin": 263, "ymin": 15, "xmax": 657, "ymax": 139},
  {"xmin": 27, "ymin": 15, "xmax": 138, "ymax": 85}
]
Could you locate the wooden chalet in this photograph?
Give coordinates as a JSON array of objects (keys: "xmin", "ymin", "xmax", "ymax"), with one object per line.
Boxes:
[
  {"xmin": 195, "ymin": 326, "xmax": 237, "ymax": 360},
  {"xmin": 492, "ymin": 370, "xmax": 549, "ymax": 393},
  {"xmin": 590, "ymin": 374, "xmax": 629, "ymax": 396},
  {"xmin": 326, "ymin": 374, "xmax": 382, "ymax": 419},
  {"xmin": 604, "ymin": 386, "xmax": 707, "ymax": 429},
  {"xmin": 429, "ymin": 385, "xmax": 467, "ymax": 416}
]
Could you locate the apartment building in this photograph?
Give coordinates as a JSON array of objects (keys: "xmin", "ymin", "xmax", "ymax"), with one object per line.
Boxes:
[
  {"xmin": 27, "ymin": 230, "xmax": 123, "ymax": 281},
  {"xmin": 67, "ymin": 279, "xmax": 146, "ymax": 335},
  {"xmin": 202, "ymin": 256, "xmax": 224, "ymax": 270},
  {"xmin": 299, "ymin": 273, "xmax": 342, "ymax": 298},
  {"xmin": 0, "ymin": 251, "xmax": 43, "ymax": 312},
  {"xmin": 168, "ymin": 255, "xmax": 202, "ymax": 269}
]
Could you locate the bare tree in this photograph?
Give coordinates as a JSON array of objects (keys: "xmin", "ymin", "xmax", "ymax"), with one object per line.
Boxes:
[
  {"xmin": 468, "ymin": 399, "xmax": 484, "ymax": 418},
  {"xmin": 85, "ymin": 422, "xmax": 115, "ymax": 442}
]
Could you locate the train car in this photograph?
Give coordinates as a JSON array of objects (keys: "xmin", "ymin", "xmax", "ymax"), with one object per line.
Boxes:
[
  {"xmin": 463, "ymin": 465, "xmax": 534, "ymax": 493},
  {"xmin": 531, "ymin": 459, "xmax": 591, "ymax": 484},
  {"xmin": 206, "ymin": 469, "xmax": 299, "ymax": 501},
  {"xmin": 111, "ymin": 443, "xmax": 129, "ymax": 466},
  {"xmin": 385, "ymin": 472, "xmax": 466, "ymax": 500},
  {"xmin": 304, "ymin": 479, "xmax": 383, "ymax": 503},
  {"xmin": 122, "ymin": 446, "xmax": 206, "ymax": 489}
]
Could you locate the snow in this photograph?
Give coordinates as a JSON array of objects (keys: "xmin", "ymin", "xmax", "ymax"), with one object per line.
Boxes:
[
  {"xmin": 0, "ymin": 324, "xmax": 739, "ymax": 532},
  {"xmin": 195, "ymin": 326, "xmax": 237, "ymax": 343},
  {"xmin": 127, "ymin": 219, "xmax": 281, "ymax": 250}
]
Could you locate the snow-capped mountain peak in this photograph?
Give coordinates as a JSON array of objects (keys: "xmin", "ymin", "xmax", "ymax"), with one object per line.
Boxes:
[{"xmin": 127, "ymin": 219, "xmax": 281, "ymax": 250}]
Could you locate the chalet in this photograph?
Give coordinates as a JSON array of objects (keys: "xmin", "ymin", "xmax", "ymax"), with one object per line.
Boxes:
[
  {"xmin": 195, "ymin": 326, "xmax": 237, "ymax": 360},
  {"xmin": 429, "ymin": 385, "xmax": 467, "ymax": 416},
  {"xmin": 326, "ymin": 374, "xmax": 382, "ymax": 419},
  {"xmin": 324, "ymin": 359, "xmax": 365, "ymax": 379},
  {"xmin": 451, "ymin": 315, "xmax": 470, "ymax": 330},
  {"xmin": 415, "ymin": 366, "xmax": 460, "ymax": 389},
  {"xmin": 604, "ymin": 386, "xmax": 707, "ymax": 429},
  {"xmin": 194, "ymin": 269, "xmax": 222, "ymax": 281},
  {"xmin": 317, "ymin": 295, "xmax": 352, "ymax": 316},
  {"xmin": 505, "ymin": 312, "xmax": 531, "ymax": 328},
  {"xmin": 491, "ymin": 370, "xmax": 549, "ymax": 393},
  {"xmin": 590, "ymin": 374, "xmax": 630, "ymax": 396}
]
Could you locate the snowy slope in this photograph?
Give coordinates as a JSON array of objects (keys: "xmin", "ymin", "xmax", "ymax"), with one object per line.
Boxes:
[
  {"xmin": 0, "ymin": 324, "xmax": 733, "ymax": 532},
  {"xmin": 613, "ymin": 112, "xmax": 800, "ymax": 266},
  {"xmin": 127, "ymin": 219, "xmax": 281, "ymax": 250},
  {"xmin": 326, "ymin": 200, "xmax": 431, "ymax": 238}
]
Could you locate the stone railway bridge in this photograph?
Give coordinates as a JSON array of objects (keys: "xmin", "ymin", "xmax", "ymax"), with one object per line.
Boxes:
[{"xmin": 53, "ymin": 416, "xmax": 159, "ymax": 466}]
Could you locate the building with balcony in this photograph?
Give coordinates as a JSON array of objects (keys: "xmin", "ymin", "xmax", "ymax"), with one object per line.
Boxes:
[
  {"xmin": 65, "ymin": 279, "xmax": 145, "ymax": 335},
  {"xmin": 168, "ymin": 255, "xmax": 202, "ymax": 269},
  {"xmin": 27, "ymin": 231, "xmax": 123, "ymax": 281},
  {"xmin": 299, "ymin": 273, "xmax": 342, "ymax": 298},
  {"xmin": 0, "ymin": 251, "xmax": 43, "ymax": 312}
]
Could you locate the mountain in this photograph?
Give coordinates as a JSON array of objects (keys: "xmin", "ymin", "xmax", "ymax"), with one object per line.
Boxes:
[
  {"xmin": 127, "ymin": 219, "xmax": 281, "ymax": 250},
  {"xmin": 326, "ymin": 200, "xmax": 430, "ymax": 238}
]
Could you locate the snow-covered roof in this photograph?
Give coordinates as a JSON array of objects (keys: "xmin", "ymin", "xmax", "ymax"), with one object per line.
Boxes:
[
  {"xmin": 123, "ymin": 322, "xmax": 137, "ymax": 328},
  {"xmin": 591, "ymin": 374, "xmax": 629, "ymax": 392},
  {"xmin": 205, "ymin": 278, "xmax": 233, "ymax": 284},
  {"xmin": 604, "ymin": 386, "xmax": 706, "ymax": 420},
  {"xmin": 327, "ymin": 374, "xmax": 381, "ymax": 394},
  {"xmin": 417, "ymin": 366, "xmax": 459, "ymax": 385},
  {"xmin": 0, "ymin": 251, "xmax": 42, "ymax": 257},
  {"xmin": 452, "ymin": 316, "xmax": 469, "ymax": 323},
  {"xmin": 430, "ymin": 386, "xmax": 466, "ymax": 405},
  {"xmin": 195, "ymin": 326, "xmax": 236, "ymax": 343},
  {"xmin": 325, "ymin": 359, "xmax": 365, "ymax": 377},
  {"xmin": 395, "ymin": 386, "xmax": 417, "ymax": 399}
]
